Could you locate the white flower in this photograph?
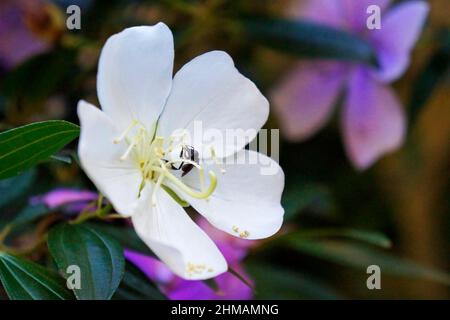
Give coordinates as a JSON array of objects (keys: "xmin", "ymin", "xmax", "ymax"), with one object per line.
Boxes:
[{"xmin": 77, "ymin": 23, "xmax": 284, "ymax": 280}]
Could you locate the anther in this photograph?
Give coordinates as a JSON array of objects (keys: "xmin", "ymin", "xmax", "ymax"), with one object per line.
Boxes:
[{"xmin": 239, "ymin": 230, "xmax": 250, "ymax": 238}]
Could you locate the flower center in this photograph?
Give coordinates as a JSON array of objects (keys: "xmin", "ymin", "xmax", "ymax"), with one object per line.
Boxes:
[{"xmin": 113, "ymin": 121, "xmax": 217, "ymax": 206}]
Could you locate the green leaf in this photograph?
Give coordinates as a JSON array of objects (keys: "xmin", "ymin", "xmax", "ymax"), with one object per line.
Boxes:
[
  {"xmin": 1, "ymin": 50, "xmax": 77, "ymax": 102},
  {"xmin": 288, "ymin": 239, "xmax": 450, "ymax": 285},
  {"xmin": 282, "ymin": 183, "xmax": 334, "ymax": 220},
  {"xmin": 242, "ymin": 17, "xmax": 377, "ymax": 65},
  {"xmin": 8, "ymin": 204, "xmax": 52, "ymax": 229},
  {"xmin": 409, "ymin": 30, "xmax": 450, "ymax": 126},
  {"xmin": 85, "ymin": 222, "xmax": 154, "ymax": 256},
  {"xmin": 50, "ymin": 154, "xmax": 73, "ymax": 164},
  {"xmin": 47, "ymin": 223, "xmax": 125, "ymax": 300},
  {"xmin": 0, "ymin": 120, "xmax": 80, "ymax": 180},
  {"xmin": 202, "ymin": 278, "xmax": 221, "ymax": 294},
  {"xmin": 247, "ymin": 263, "xmax": 341, "ymax": 299},
  {"xmin": 0, "ymin": 169, "xmax": 35, "ymax": 208},
  {"xmin": 113, "ymin": 262, "xmax": 166, "ymax": 300},
  {"xmin": 283, "ymin": 228, "xmax": 391, "ymax": 248},
  {"xmin": 229, "ymin": 266, "xmax": 254, "ymax": 290},
  {"xmin": 0, "ymin": 252, "xmax": 74, "ymax": 300}
]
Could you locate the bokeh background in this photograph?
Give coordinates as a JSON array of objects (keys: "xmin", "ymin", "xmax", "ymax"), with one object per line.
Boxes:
[{"xmin": 0, "ymin": 0, "xmax": 449, "ymax": 299}]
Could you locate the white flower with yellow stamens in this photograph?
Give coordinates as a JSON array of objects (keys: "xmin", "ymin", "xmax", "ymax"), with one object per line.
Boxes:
[{"xmin": 77, "ymin": 23, "xmax": 284, "ymax": 280}]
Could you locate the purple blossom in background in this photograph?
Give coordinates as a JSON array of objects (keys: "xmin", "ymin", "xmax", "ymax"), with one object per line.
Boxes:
[
  {"xmin": 31, "ymin": 188, "xmax": 98, "ymax": 212},
  {"xmin": 271, "ymin": 0, "xmax": 429, "ymax": 169},
  {"xmin": 0, "ymin": 0, "xmax": 51, "ymax": 70},
  {"xmin": 125, "ymin": 218, "xmax": 255, "ymax": 300}
]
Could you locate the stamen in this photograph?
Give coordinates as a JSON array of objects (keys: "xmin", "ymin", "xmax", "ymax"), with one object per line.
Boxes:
[
  {"xmin": 166, "ymin": 132, "xmax": 186, "ymax": 153},
  {"xmin": 120, "ymin": 139, "xmax": 138, "ymax": 160},
  {"xmin": 113, "ymin": 120, "xmax": 138, "ymax": 144},
  {"xmin": 186, "ymin": 262, "xmax": 209, "ymax": 277},
  {"xmin": 239, "ymin": 230, "xmax": 250, "ymax": 238},
  {"xmin": 210, "ymin": 147, "xmax": 226, "ymax": 174}
]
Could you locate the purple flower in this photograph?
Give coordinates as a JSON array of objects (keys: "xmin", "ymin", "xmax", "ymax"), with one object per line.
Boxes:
[
  {"xmin": 31, "ymin": 188, "xmax": 98, "ymax": 212},
  {"xmin": 271, "ymin": 0, "xmax": 429, "ymax": 169},
  {"xmin": 125, "ymin": 218, "xmax": 254, "ymax": 300},
  {"xmin": 0, "ymin": 0, "xmax": 53, "ymax": 70}
]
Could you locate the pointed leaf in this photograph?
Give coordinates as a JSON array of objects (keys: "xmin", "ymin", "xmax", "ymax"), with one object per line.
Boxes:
[
  {"xmin": 84, "ymin": 222, "xmax": 153, "ymax": 256},
  {"xmin": 8, "ymin": 204, "xmax": 53, "ymax": 229},
  {"xmin": 0, "ymin": 169, "xmax": 35, "ymax": 208},
  {"xmin": 229, "ymin": 267, "xmax": 254, "ymax": 290},
  {"xmin": 0, "ymin": 121, "xmax": 80, "ymax": 180},
  {"xmin": 284, "ymin": 228, "xmax": 391, "ymax": 248},
  {"xmin": 113, "ymin": 262, "xmax": 166, "ymax": 300},
  {"xmin": 288, "ymin": 239, "xmax": 450, "ymax": 285},
  {"xmin": 50, "ymin": 154, "xmax": 73, "ymax": 164},
  {"xmin": 47, "ymin": 223, "xmax": 125, "ymax": 300},
  {"xmin": 409, "ymin": 31, "xmax": 450, "ymax": 126},
  {"xmin": 247, "ymin": 263, "xmax": 341, "ymax": 299},
  {"xmin": 1, "ymin": 50, "xmax": 77, "ymax": 103},
  {"xmin": 0, "ymin": 253, "xmax": 73, "ymax": 300},
  {"xmin": 282, "ymin": 183, "xmax": 335, "ymax": 220},
  {"xmin": 243, "ymin": 17, "xmax": 377, "ymax": 65}
]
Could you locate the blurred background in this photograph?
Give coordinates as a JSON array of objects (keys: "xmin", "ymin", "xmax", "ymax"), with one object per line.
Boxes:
[{"xmin": 0, "ymin": 0, "xmax": 449, "ymax": 299}]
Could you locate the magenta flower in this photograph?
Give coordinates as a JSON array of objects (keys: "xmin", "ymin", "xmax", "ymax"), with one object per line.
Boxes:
[
  {"xmin": 31, "ymin": 188, "xmax": 98, "ymax": 212},
  {"xmin": 271, "ymin": 0, "xmax": 429, "ymax": 169},
  {"xmin": 125, "ymin": 218, "xmax": 254, "ymax": 300},
  {"xmin": 0, "ymin": 0, "xmax": 51, "ymax": 70}
]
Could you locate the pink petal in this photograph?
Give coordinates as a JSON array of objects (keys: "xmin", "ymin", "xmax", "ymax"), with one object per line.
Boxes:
[
  {"xmin": 125, "ymin": 249, "xmax": 253, "ymax": 300},
  {"xmin": 271, "ymin": 62, "xmax": 348, "ymax": 141},
  {"xmin": 168, "ymin": 264, "xmax": 253, "ymax": 300},
  {"xmin": 124, "ymin": 250, "xmax": 174, "ymax": 284},
  {"xmin": 288, "ymin": 0, "xmax": 347, "ymax": 29},
  {"xmin": 32, "ymin": 188, "xmax": 98, "ymax": 209},
  {"xmin": 342, "ymin": 67, "xmax": 406, "ymax": 170},
  {"xmin": 0, "ymin": 0, "xmax": 50, "ymax": 69},
  {"xmin": 288, "ymin": 0, "xmax": 391, "ymax": 32},
  {"xmin": 368, "ymin": 1, "xmax": 429, "ymax": 82},
  {"xmin": 341, "ymin": 0, "xmax": 392, "ymax": 32}
]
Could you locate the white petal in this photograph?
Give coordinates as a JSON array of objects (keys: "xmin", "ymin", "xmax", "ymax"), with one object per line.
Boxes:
[
  {"xmin": 131, "ymin": 184, "xmax": 227, "ymax": 280},
  {"xmin": 157, "ymin": 51, "xmax": 269, "ymax": 158},
  {"xmin": 97, "ymin": 23, "xmax": 174, "ymax": 131},
  {"xmin": 180, "ymin": 149, "xmax": 284, "ymax": 240},
  {"xmin": 77, "ymin": 100, "xmax": 142, "ymax": 216}
]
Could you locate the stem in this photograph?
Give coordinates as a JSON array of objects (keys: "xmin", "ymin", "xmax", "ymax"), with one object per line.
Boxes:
[
  {"xmin": 0, "ymin": 234, "xmax": 48, "ymax": 256},
  {"xmin": 70, "ymin": 203, "xmax": 116, "ymax": 224},
  {"xmin": 104, "ymin": 214, "xmax": 125, "ymax": 220},
  {"xmin": 0, "ymin": 231, "xmax": 48, "ymax": 256},
  {"xmin": 97, "ymin": 194, "xmax": 104, "ymax": 211},
  {"xmin": 69, "ymin": 210, "xmax": 98, "ymax": 225},
  {"xmin": 0, "ymin": 225, "xmax": 12, "ymax": 244}
]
